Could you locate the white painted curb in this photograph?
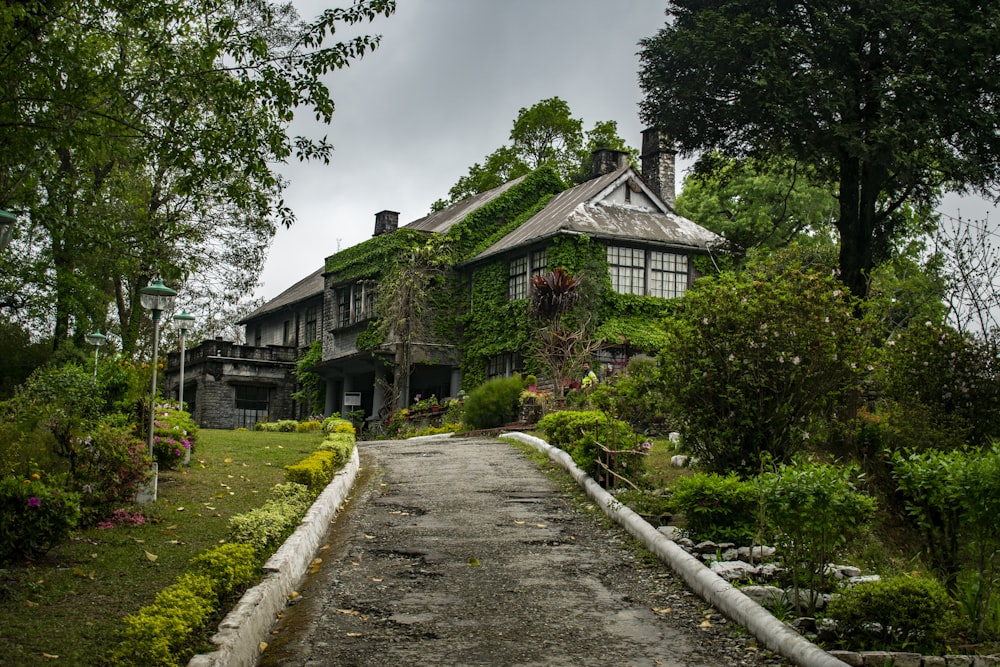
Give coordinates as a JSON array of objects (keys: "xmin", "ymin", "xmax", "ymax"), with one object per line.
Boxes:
[
  {"xmin": 188, "ymin": 446, "xmax": 361, "ymax": 667},
  {"xmin": 501, "ymin": 432, "xmax": 849, "ymax": 667}
]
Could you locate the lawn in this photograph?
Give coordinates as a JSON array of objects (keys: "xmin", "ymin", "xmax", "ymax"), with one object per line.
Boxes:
[{"xmin": 0, "ymin": 429, "xmax": 325, "ymax": 667}]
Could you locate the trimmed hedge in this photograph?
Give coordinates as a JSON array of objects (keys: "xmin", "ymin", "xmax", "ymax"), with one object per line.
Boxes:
[{"xmin": 284, "ymin": 450, "xmax": 337, "ymax": 492}]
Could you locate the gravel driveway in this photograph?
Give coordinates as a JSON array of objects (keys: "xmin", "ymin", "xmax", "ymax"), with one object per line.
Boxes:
[{"xmin": 257, "ymin": 437, "xmax": 788, "ymax": 667}]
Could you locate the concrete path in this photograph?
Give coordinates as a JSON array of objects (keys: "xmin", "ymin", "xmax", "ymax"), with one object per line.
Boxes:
[{"xmin": 256, "ymin": 437, "xmax": 776, "ymax": 667}]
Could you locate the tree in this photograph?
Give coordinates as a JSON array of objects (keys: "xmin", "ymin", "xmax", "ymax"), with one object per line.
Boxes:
[
  {"xmin": 434, "ymin": 98, "xmax": 632, "ymax": 208},
  {"xmin": 639, "ymin": 0, "xmax": 1000, "ymax": 298},
  {"xmin": 0, "ymin": 0, "xmax": 396, "ymax": 353},
  {"xmin": 675, "ymin": 153, "xmax": 838, "ymax": 261}
]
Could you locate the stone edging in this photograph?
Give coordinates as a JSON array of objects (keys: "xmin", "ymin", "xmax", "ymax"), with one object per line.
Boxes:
[
  {"xmin": 188, "ymin": 446, "xmax": 361, "ymax": 667},
  {"xmin": 500, "ymin": 431, "xmax": 850, "ymax": 667}
]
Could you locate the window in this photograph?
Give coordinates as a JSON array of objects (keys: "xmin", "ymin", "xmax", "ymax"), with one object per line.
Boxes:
[
  {"xmin": 486, "ymin": 352, "xmax": 523, "ymax": 380},
  {"xmin": 234, "ymin": 385, "xmax": 270, "ymax": 429},
  {"xmin": 253, "ymin": 327, "xmax": 262, "ymax": 347},
  {"xmin": 607, "ymin": 246, "xmax": 646, "ymax": 295},
  {"xmin": 333, "ymin": 281, "xmax": 378, "ymax": 329},
  {"xmin": 607, "ymin": 246, "xmax": 689, "ymax": 298},
  {"xmin": 282, "ymin": 320, "xmax": 293, "ymax": 346},
  {"xmin": 304, "ymin": 306, "xmax": 318, "ymax": 344},
  {"xmin": 508, "ymin": 256, "xmax": 527, "ymax": 300},
  {"xmin": 508, "ymin": 249, "xmax": 548, "ymax": 301}
]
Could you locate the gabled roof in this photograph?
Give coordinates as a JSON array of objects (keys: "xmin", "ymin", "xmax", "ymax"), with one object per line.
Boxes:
[
  {"xmin": 468, "ymin": 165, "xmax": 721, "ymax": 264},
  {"xmin": 402, "ymin": 175, "xmax": 526, "ymax": 234},
  {"xmin": 239, "ymin": 267, "xmax": 324, "ymax": 324}
]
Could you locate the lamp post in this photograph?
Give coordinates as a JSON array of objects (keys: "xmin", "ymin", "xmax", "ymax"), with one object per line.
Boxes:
[
  {"xmin": 0, "ymin": 209, "xmax": 14, "ymax": 252},
  {"xmin": 85, "ymin": 331, "xmax": 107, "ymax": 379},
  {"xmin": 139, "ymin": 279, "xmax": 177, "ymax": 501},
  {"xmin": 173, "ymin": 310, "xmax": 195, "ymax": 465}
]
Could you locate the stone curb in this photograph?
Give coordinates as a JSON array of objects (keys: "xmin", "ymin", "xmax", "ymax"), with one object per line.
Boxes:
[
  {"xmin": 187, "ymin": 446, "xmax": 361, "ymax": 667},
  {"xmin": 501, "ymin": 432, "xmax": 850, "ymax": 667}
]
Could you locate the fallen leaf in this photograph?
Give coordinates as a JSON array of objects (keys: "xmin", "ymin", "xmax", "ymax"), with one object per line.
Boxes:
[
  {"xmin": 25, "ymin": 600, "xmax": 37, "ymax": 607},
  {"xmin": 164, "ymin": 524, "xmax": 178, "ymax": 530},
  {"xmin": 337, "ymin": 608, "xmax": 361, "ymax": 616},
  {"xmin": 363, "ymin": 534, "xmax": 375, "ymax": 540},
  {"xmin": 346, "ymin": 632, "xmax": 363, "ymax": 637},
  {"xmin": 535, "ymin": 523, "xmax": 547, "ymax": 528},
  {"xmin": 40, "ymin": 653, "xmax": 59, "ymax": 659},
  {"xmin": 224, "ymin": 458, "xmax": 233, "ymax": 463},
  {"xmin": 369, "ymin": 577, "xmax": 383, "ymax": 583},
  {"xmin": 467, "ymin": 557, "xmax": 480, "ymax": 567},
  {"xmin": 287, "ymin": 591, "xmax": 299, "ymax": 600},
  {"xmin": 699, "ymin": 620, "xmax": 712, "ymax": 629},
  {"xmin": 90, "ymin": 553, "xmax": 97, "ymax": 559},
  {"xmin": 258, "ymin": 642, "xmax": 268, "ymax": 652},
  {"xmin": 175, "ymin": 507, "xmax": 185, "ymax": 512},
  {"xmin": 652, "ymin": 607, "xmax": 672, "ymax": 615},
  {"xmin": 144, "ymin": 550, "xmax": 158, "ymax": 562},
  {"xmin": 514, "ymin": 520, "xmax": 525, "ymax": 525}
]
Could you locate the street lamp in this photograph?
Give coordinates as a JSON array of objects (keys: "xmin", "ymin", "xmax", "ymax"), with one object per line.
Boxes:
[
  {"xmin": 85, "ymin": 331, "xmax": 107, "ymax": 379},
  {"xmin": 0, "ymin": 209, "xmax": 14, "ymax": 252},
  {"xmin": 173, "ymin": 310, "xmax": 195, "ymax": 465},
  {"xmin": 139, "ymin": 279, "xmax": 177, "ymax": 501}
]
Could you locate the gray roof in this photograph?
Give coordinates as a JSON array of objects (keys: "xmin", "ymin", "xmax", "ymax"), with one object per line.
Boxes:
[
  {"xmin": 240, "ymin": 267, "xmax": 324, "ymax": 323},
  {"xmin": 402, "ymin": 176, "xmax": 526, "ymax": 234},
  {"xmin": 468, "ymin": 165, "xmax": 721, "ymax": 264}
]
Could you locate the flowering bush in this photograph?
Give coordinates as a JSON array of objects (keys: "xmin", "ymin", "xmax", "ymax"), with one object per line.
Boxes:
[
  {"xmin": 97, "ymin": 508, "xmax": 147, "ymax": 530},
  {"xmin": 322, "ymin": 416, "xmax": 356, "ymax": 435},
  {"xmin": 295, "ymin": 420, "xmax": 322, "ymax": 433},
  {"xmin": 70, "ymin": 426, "xmax": 150, "ymax": 525},
  {"xmin": 151, "ymin": 406, "xmax": 198, "ymax": 469},
  {"xmin": 0, "ymin": 474, "xmax": 81, "ymax": 563},
  {"xmin": 660, "ymin": 253, "xmax": 869, "ymax": 474}
]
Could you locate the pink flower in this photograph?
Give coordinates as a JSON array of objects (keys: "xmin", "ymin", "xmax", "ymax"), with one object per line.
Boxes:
[{"xmin": 27, "ymin": 497, "xmax": 40, "ymax": 508}]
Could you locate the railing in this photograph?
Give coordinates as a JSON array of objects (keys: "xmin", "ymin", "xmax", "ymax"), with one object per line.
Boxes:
[{"xmin": 167, "ymin": 341, "xmax": 298, "ymax": 369}]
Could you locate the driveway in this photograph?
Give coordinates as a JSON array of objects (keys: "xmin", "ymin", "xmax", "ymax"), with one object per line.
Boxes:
[{"xmin": 257, "ymin": 436, "xmax": 781, "ymax": 667}]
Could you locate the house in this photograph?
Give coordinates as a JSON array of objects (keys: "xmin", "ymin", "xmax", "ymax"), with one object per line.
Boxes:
[{"xmin": 165, "ymin": 128, "xmax": 721, "ymax": 429}]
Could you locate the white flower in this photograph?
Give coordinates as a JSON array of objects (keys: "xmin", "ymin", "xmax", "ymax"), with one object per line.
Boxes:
[{"xmin": 792, "ymin": 356, "xmax": 801, "ymax": 365}]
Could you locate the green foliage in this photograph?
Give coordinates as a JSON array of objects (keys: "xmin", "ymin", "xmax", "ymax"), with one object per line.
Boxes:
[
  {"xmin": 322, "ymin": 416, "xmax": 356, "ymax": 435},
  {"xmin": 0, "ymin": 474, "xmax": 82, "ymax": 563},
  {"xmin": 228, "ymin": 482, "xmax": 314, "ymax": 558},
  {"xmin": 659, "ymin": 253, "xmax": 868, "ymax": 474},
  {"xmin": 324, "ymin": 228, "xmax": 428, "ymax": 283},
  {"xmin": 826, "ymin": 575, "xmax": 956, "ymax": 653},
  {"xmin": 675, "ymin": 153, "xmax": 838, "ymax": 261},
  {"xmin": 462, "ymin": 376, "xmax": 524, "ymax": 430},
  {"xmin": 284, "ymin": 450, "xmax": 337, "ymax": 492},
  {"xmin": 667, "ymin": 473, "xmax": 758, "ymax": 544},
  {"xmin": 638, "ymin": 0, "xmax": 1000, "ymax": 297},
  {"xmin": 588, "ymin": 356, "xmax": 671, "ymax": 433},
  {"xmin": 757, "ymin": 461, "xmax": 876, "ymax": 611},
  {"xmin": 880, "ymin": 320, "xmax": 1000, "ymax": 446},
  {"xmin": 188, "ymin": 543, "xmax": 260, "ymax": 601},
  {"xmin": 292, "ymin": 341, "xmax": 326, "ymax": 413},
  {"xmin": 69, "ymin": 426, "xmax": 150, "ymax": 526},
  {"xmin": 104, "ymin": 573, "xmax": 217, "ymax": 667},
  {"xmin": 892, "ymin": 443, "xmax": 1000, "ymax": 635},
  {"xmin": 295, "ymin": 420, "xmax": 322, "ymax": 433},
  {"xmin": 535, "ymin": 410, "xmax": 634, "ymax": 476},
  {"xmin": 152, "ymin": 406, "xmax": 198, "ymax": 469}
]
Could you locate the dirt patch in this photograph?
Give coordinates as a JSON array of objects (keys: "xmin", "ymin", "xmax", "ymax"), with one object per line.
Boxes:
[{"xmin": 258, "ymin": 437, "xmax": 789, "ymax": 666}]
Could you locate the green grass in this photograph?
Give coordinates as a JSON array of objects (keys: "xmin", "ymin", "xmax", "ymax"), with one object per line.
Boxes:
[{"xmin": 0, "ymin": 429, "xmax": 324, "ymax": 667}]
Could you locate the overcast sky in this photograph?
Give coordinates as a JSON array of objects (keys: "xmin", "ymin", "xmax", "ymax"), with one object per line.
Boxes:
[{"xmin": 259, "ymin": 0, "xmax": 997, "ymax": 302}]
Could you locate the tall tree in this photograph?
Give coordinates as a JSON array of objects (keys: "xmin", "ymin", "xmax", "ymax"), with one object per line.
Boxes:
[
  {"xmin": 639, "ymin": 0, "xmax": 1000, "ymax": 298},
  {"xmin": 0, "ymin": 0, "xmax": 395, "ymax": 352},
  {"xmin": 434, "ymin": 98, "xmax": 632, "ymax": 209}
]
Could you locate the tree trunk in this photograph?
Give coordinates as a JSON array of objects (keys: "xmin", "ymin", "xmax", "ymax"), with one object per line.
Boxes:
[{"xmin": 837, "ymin": 155, "xmax": 875, "ymax": 299}]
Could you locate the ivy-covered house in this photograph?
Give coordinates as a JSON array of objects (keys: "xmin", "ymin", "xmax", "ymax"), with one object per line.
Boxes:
[{"xmin": 168, "ymin": 129, "xmax": 722, "ymax": 428}]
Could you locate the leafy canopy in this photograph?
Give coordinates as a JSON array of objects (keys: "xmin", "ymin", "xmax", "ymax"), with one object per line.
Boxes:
[{"xmin": 639, "ymin": 0, "xmax": 1000, "ymax": 298}]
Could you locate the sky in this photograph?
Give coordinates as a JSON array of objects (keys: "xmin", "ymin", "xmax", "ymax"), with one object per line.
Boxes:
[{"xmin": 258, "ymin": 0, "xmax": 998, "ymax": 302}]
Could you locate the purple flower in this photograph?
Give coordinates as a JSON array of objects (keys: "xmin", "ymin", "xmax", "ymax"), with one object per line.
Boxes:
[{"xmin": 27, "ymin": 497, "xmax": 40, "ymax": 508}]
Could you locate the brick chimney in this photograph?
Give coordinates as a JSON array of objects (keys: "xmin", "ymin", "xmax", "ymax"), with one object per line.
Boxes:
[
  {"xmin": 373, "ymin": 210, "xmax": 399, "ymax": 237},
  {"xmin": 640, "ymin": 128, "xmax": 677, "ymax": 210},
  {"xmin": 590, "ymin": 148, "xmax": 629, "ymax": 178}
]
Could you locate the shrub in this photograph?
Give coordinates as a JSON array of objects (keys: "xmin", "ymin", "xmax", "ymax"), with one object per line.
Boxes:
[
  {"xmin": 322, "ymin": 416, "xmax": 356, "ymax": 434},
  {"xmin": 316, "ymin": 437, "xmax": 355, "ymax": 468},
  {"xmin": 151, "ymin": 406, "xmax": 198, "ymax": 469},
  {"xmin": 535, "ymin": 410, "xmax": 633, "ymax": 476},
  {"xmin": 276, "ymin": 419, "xmax": 298, "ymax": 432},
  {"xmin": 0, "ymin": 474, "xmax": 82, "ymax": 563},
  {"xmin": 589, "ymin": 356, "xmax": 671, "ymax": 433},
  {"xmin": 826, "ymin": 575, "xmax": 956, "ymax": 653},
  {"xmin": 659, "ymin": 254, "xmax": 868, "ymax": 474},
  {"xmin": 295, "ymin": 420, "xmax": 322, "ymax": 433},
  {"xmin": 189, "ymin": 543, "xmax": 259, "ymax": 600},
  {"xmin": 228, "ymin": 482, "xmax": 313, "ymax": 557},
  {"xmin": 70, "ymin": 426, "xmax": 150, "ymax": 525},
  {"xmin": 104, "ymin": 573, "xmax": 216, "ymax": 666},
  {"xmin": 284, "ymin": 450, "xmax": 337, "ymax": 492},
  {"xmin": 668, "ymin": 472, "xmax": 758, "ymax": 544},
  {"xmin": 463, "ymin": 376, "xmax": 524, "ymax": 429},
  {"xmin": 253, "ymin": 421, "xmax": 278, "ymax": 432},
  {"xmin": 757, "ymin": 461, "xmax": 876, "ymax": 611}
]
